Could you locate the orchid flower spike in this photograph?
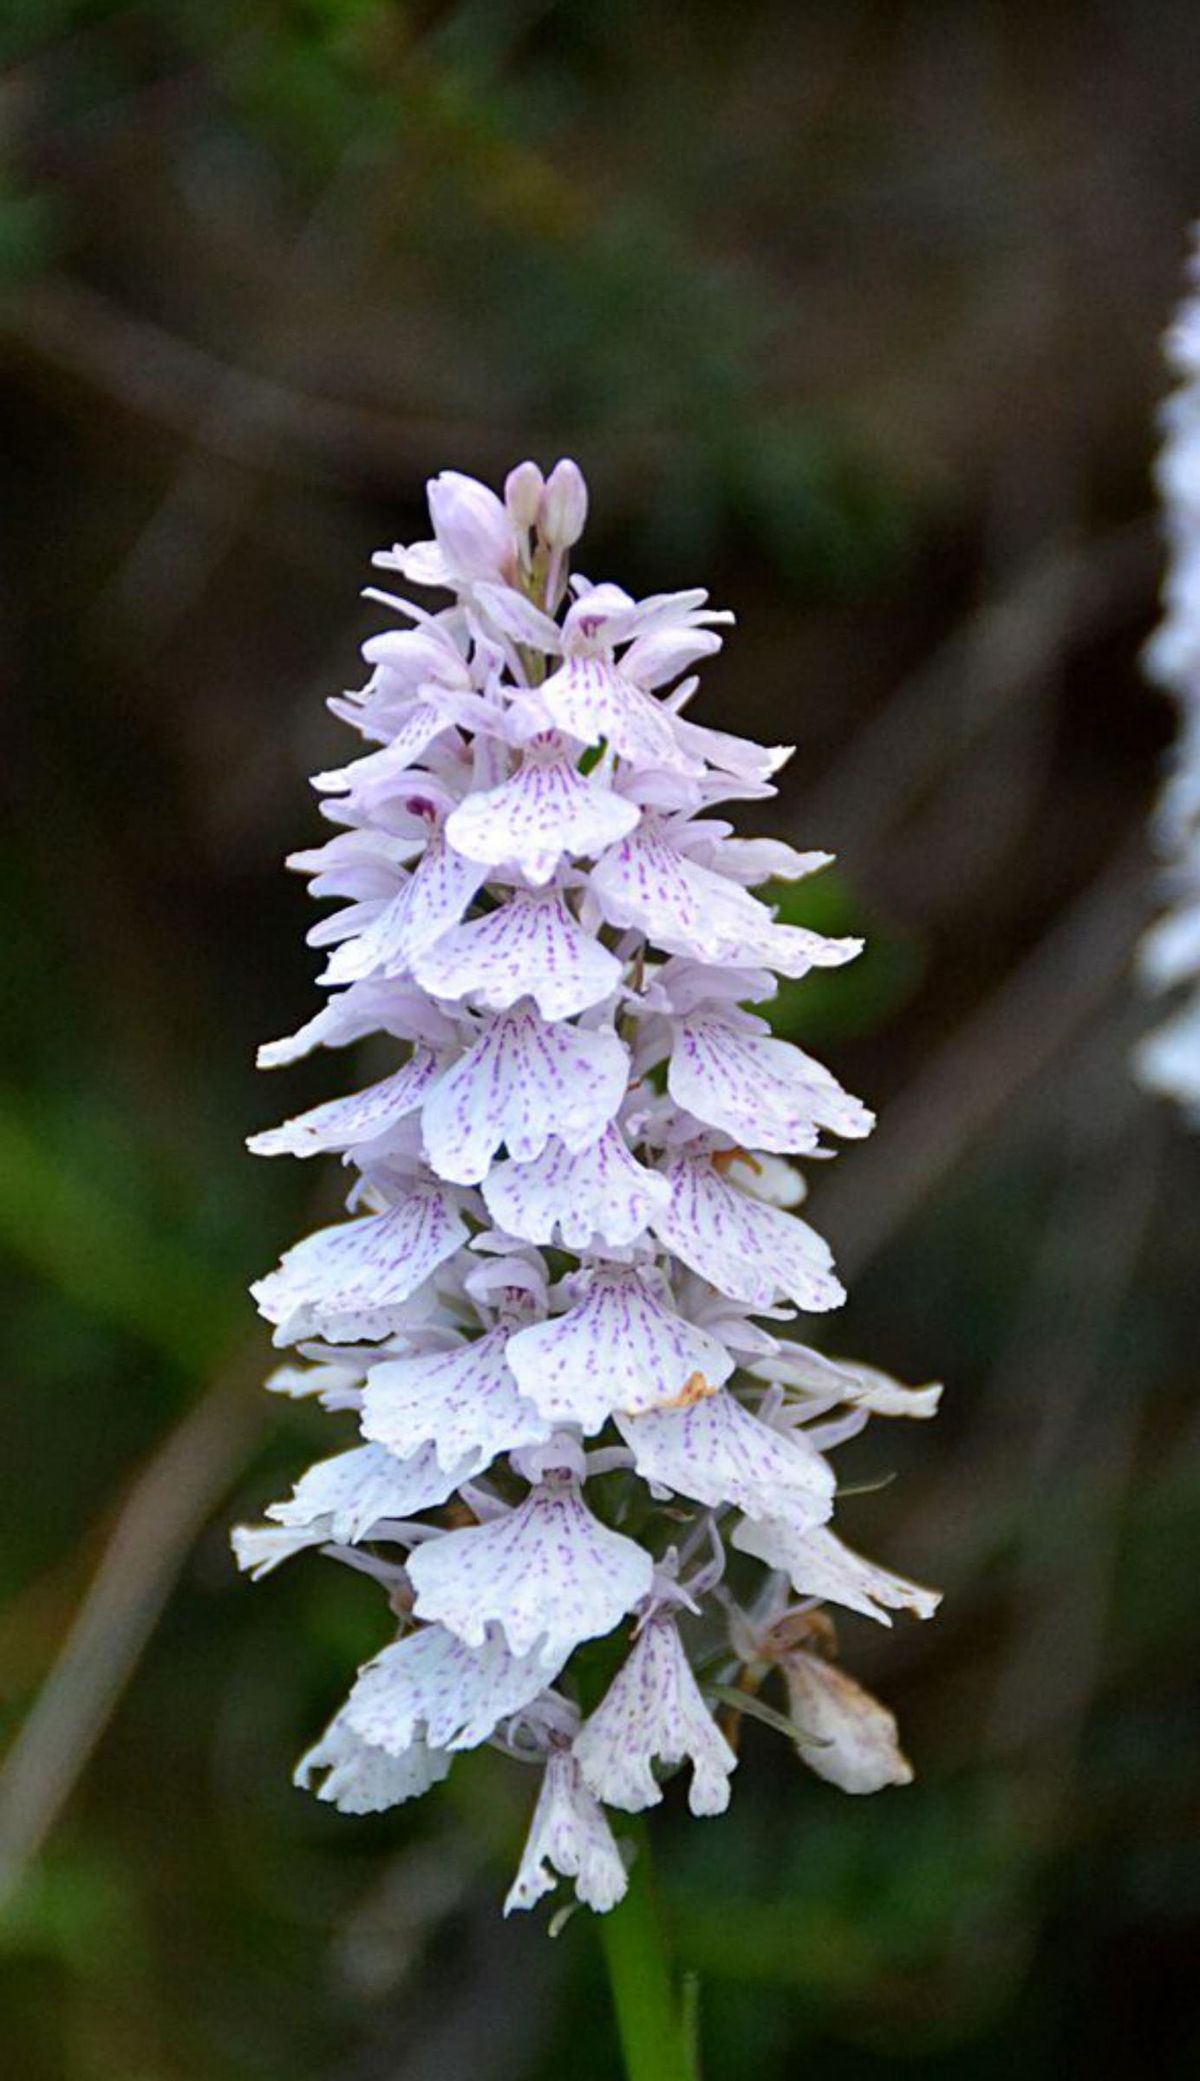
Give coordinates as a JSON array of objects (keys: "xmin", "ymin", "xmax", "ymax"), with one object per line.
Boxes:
[
  {"xmin": 1137, "ymin": 229, "xmax": 1200, "ymax": 1119},
  {"xmin": 237, "ymin": 460, "xmax": 942, "ymax": 1919}
]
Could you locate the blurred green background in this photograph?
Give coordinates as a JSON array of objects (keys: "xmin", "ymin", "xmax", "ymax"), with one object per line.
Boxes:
[{"xmin": 2, "ymin": 3, "xmax": 1198, "ymax": 2076}]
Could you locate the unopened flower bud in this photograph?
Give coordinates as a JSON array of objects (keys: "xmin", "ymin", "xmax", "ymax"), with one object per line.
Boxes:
[
  {"xmin": 539, "ymin": 458, "xmax": 589, "ymax": 550},
  {"xmin": 427, "ymin": 470, "xmax": 515, "ymax": 580},
  {"xmin": 505, "ymin": 460, "xmax": 545, "ymax": 532}
]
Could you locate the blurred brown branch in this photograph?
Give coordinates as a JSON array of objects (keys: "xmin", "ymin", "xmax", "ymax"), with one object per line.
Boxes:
[
  {"xmin": 804, "ymin": 524, "xmax": 1157, "ymax": 867},
  {"xmin": 982, "ymin": 1111, "xmax": 1158, "ymax": 1778},
  {"xmin": 817, "ymin": 837, "xmax": 1149, "ymax": 1278},
  {"xmin": 0, "ymin": 1354, "xmax": 262, "ymax": 1914},
  {"xmin": 1, "ymin": 275, "xmax": 515, "ymax": 487}
]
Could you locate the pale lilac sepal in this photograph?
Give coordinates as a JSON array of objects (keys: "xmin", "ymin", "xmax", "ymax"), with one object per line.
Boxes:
[
  {"xmin": 732, "ymin": 1519, "xmax": 941, "ymax": 1625},
  {"xmin": 251, "ymin": 1188, "xmax": 466, "ymax": 1342}
]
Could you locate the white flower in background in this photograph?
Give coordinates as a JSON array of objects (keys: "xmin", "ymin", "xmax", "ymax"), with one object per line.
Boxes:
[
  {"xmin": 1138, "ymin": 230, "xmax": 1200, "ymax": 1119},
  {"xmin": 236, "ymin": 460, "xmax": 941, "ymax": 1918}
]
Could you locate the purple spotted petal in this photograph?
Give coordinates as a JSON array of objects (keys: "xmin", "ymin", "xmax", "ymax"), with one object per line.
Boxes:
[
  {"xmin": 345, "ymin": 1622, "xmax": 555, "ymax": 1753},
  {"xmin": 361, "ymin": 1327, "xmax": 550, "ymax": 1477},
  {"xmin": 668, "ymin": 1015, "xmax": 874, "ymax": 1154},
  {"xmin": 481, "ymin": 1125, "xmax": 670, "ymax": 1249},
  {"xmin": 265, "ymin": 1440, "xmax": 462, "ymax": 1543},
  {"xmin": 412, "ymin": 888, "xmax": 622, "ymax": 1020},
  {"xmin": 247, "ymin": 1050, "xmax": 439, "ymax": 1158},
  {"xmin": 652, "ymin": 1151, "xmax": 844, "ymax": 1311},
  {"xmin": 592, "ymin": 821, "xmax": 860, "ymax": 976},
  {"xmin": 257, "ymin": 979, "xmax": 454, "ymax": 1068},
  {"xmin": 251, "ymin": 1188, "xmax": 466, "ymax": 1342},
  {"xmin": 323, "ymin": 835, "xmax": 487, "ymax": 986},
  {"xmin": 574, "ymin": 1614, "xmax": 735, "ymax": 1815},
  {"xmin": 407, "ymin": 1480, "xmax": 653, "ymax": 1668},
  {"xmin": 313, "ymin": 707, "xmax": 456, "ymax": 797},
  {"xmin": 296, "ymin": 1710, "xmax": 452, "ymax": 1813},
  {"xmin": 732, "ymin": 1519, "xmax": 941, "ymax": 1625},
  {"xmin": 534, "ymin": 654, "xmax": 701, "ymax": 772},
  {"xmin": 422, "ymin": 1007, "xmax": 627, "ymax": 1185},
  {"xmin": 504, "ymin": 1751, "xmax": 627, "ymax": 1916},
  {"xmin": 616, "ymin": 1388, "xmax": 834, "ymax": 1524},
  {"xmin": 505, "ymin": 1266, "xmax": 734, "ymax": 1431},
  {"xmin": 445, "ymin": 744, "xmax": 639, "ymax": 884}
]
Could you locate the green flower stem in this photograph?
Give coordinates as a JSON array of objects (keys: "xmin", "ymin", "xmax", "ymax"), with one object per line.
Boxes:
[{"xmin": 597, "ymin": 1826, "xmax": 699, "ymax": 2081}]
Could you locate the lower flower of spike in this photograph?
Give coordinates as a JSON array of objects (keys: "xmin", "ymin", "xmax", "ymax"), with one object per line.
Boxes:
[
  {"xmin": 732, "ymin": 1518, "xmax": 941, "ymax": 1627},
  {"xmin": 344, "ymin": 1622, "xmax": 556, "ymax": 1753},
  {"xmin": 782, "ymin": 1651, "xmax": 913, "ymax": 1795},
  {"xmin": 574, "ymin": 1611, "xmax": 737, "ymax": 1816},
  {"xmin": 504, "ymin": 1749, "xmax": 628, "ymax": 1917},
  {"xmin": 296, "ymin": 1707, "xmax": 452, "ymax": 1814}
]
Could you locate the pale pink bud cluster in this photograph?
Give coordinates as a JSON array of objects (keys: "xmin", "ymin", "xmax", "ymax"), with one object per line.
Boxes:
[{"xmin": 236, "ymin": 461, "xmax": 941, "ymax": 1918}]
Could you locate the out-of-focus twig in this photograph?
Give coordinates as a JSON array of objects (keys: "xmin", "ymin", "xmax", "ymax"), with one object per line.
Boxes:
[
  {"xmin": 107, "ymin": 135, "xmax": 445, "ymax": 639},
  {"xmin": 0, "ymin": 277, "xmax": 520, "ymax": 488},
  {"xmin": 982, "ymin": 1110, "xmax": 1159, "ymax": 1776},
  {"xmin": 0, "ymin": 1096, "xmax": 266, "ymax": 1908},
  {"xmin": 0, "ymin": 1357, "xmax": 261, "ymax": 1913},
  {"xmin": 803, "ymin": 524, "xmax": 1157, "ymax": 865},
  {"xmin": 818, "ymin": 836, "xmax": 1149, "ymax": 1277}
]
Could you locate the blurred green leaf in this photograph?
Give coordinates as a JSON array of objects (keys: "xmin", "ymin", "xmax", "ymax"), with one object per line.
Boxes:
[
  {"xmin": 0, "ymin": 187, "xmax": 60, "ymax": 281},
  {"xmin": 0, "ymin": 1099, "xmax": 240, "ymax": 1374},
  {"xmin": 0, "ymin": 1849, "xmax": 141, "ymax": 1976},
  {"xmin": 763, "ymin": 872, "xmax": 925, "ymax": 1043}
]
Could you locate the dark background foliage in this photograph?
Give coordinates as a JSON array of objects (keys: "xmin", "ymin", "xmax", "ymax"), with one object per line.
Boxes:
[{"xmin": 1, "ymin": 4, "xmax": 1198, "ymax": 2076}]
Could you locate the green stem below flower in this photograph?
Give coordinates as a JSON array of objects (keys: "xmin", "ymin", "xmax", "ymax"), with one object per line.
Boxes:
[{"xmin": 597, "ymin": 1825, "xmax": 699, "ymax": 2081}]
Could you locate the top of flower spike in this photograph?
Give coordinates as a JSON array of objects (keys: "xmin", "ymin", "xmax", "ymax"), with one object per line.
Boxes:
[
  {"xmin": 360, "ymin": 462, "xmax": 787, "ymax": 822},
  {"xmin": 376, "ymin": 459, "xmax": 589, "ymax": 597}
]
